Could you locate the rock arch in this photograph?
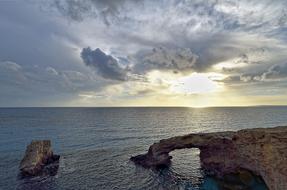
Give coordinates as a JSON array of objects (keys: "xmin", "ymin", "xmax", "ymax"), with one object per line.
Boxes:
[{"xmin": 131, "ymin": 126, "xmax": 287, "ymax": 190}]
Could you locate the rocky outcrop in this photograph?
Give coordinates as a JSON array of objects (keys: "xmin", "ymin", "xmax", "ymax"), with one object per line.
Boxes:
[
  {"xmin": 131, "ymin": 126, "xmax": 287, "ymax": 190},
  {"xmin": 19, "ymin": 140, "xmax": 60, "ymax": 176}
]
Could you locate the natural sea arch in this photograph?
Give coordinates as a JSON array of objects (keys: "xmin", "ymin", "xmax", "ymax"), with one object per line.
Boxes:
[{"xmin": 131, "ymin": 127, "xmax": 287, "ymax": 189}]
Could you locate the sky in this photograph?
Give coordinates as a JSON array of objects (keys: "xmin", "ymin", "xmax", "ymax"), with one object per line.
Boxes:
[{"xmin": 0, "ymin": 0, "xmax": 287, "ymax": 107}]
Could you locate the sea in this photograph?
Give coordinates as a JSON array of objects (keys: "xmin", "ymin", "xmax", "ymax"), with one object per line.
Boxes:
[{"xmin": 0, "ymin": 107, "xmax": 286, "ymax": 190}]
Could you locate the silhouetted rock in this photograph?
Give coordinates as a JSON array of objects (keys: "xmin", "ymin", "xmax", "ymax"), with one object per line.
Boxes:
[
  {"xmin": 19, "ymin": 140, "xmax": 60, "ymax": 176},
  {"xmin": 131, "ymin": 126, "xmax": 287, "ymax": 190}
]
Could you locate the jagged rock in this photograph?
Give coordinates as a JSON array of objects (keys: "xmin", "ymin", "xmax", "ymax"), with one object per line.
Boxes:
[
  {"xmin": 19, "ymin": 140, "xmax": 60, "ymax": 176},
  {"xmin": 131, "ymin": 126, "xmax": 287, "ymax": 190}
]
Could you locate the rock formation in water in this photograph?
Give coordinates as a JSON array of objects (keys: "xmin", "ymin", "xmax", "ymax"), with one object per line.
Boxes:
[
  {"xmin": 19, "ymin": 140, "xmax": 60, "ymax": 176},
  {"xmin": 131, "ymin": 126, "xmax": 287, "ymax": 190}
]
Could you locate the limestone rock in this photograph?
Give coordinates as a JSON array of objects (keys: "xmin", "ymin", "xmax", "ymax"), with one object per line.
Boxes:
[
  {"xmin": 19, "ymin": 140, "xmax": 60, "ymax": 176},
  {"xmin": 131, "ymin": 126, "xmax": 287, "ymax": 190}
]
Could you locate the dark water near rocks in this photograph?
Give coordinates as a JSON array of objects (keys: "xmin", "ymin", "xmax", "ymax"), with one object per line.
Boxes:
[{"xmin": 0, "ymin": 107, "xmax": 286, "ymax": 190}]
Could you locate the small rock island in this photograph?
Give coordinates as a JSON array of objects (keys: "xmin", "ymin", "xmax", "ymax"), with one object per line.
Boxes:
[
  {"xmin": 131, "ymin": 126, "xmax": 287, "ymax": 190},
  {"xmin": 19, "ymin": 140, "xmax": 60, "ymax": 176}
]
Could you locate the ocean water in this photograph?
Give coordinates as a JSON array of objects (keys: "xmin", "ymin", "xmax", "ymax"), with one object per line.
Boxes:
[{"xmin": 0, "ymin": 107, "xmax": 287, "ymax": 190}]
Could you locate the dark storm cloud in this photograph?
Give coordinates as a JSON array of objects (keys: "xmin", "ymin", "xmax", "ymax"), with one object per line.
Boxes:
[{"xmin": 81, "ymin": 47, "xmax": 128, "ymax": 81}]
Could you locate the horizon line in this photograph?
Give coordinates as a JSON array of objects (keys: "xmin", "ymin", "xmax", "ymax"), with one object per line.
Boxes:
[{"xmin": 1, "ymin": 105, "xmax": 287, "ymax": 109}]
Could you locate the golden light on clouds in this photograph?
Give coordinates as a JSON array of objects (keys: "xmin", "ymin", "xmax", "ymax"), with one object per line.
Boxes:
[
  {"xmin": 72, "ymin": 68, "xmax": 287, "ymax": 108},
  {"xmin": 74, "ymin": 71, "xmax": 231, "ymax": 107}
]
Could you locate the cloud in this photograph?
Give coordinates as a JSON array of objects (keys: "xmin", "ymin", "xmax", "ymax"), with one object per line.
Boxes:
[
  {"xmin": 222, "ymin": 63, "xmax": 287, "ymax": 83},
  {"xmin": 0, "ymin": 61, "xmax": 27, "ymax": 85},
  {"xmin": 51, "ymin": 0, "xmax": 287, "ymax": 75},
  {"xmin": 261, "ymin": 63, "xmax": 287, "ymax": 79},
  {"xmin": 81, "ymin": 46, "xmax": 200, "ymax": 79},
  {"xmin": 256, "ymin": 63, "xmax": 287, "ymax": 81},
  {"xmin": 132, "ymin": 47, "xmax": 199, "ymax": 73},
  {"xmin": 51, "ymin": 0, "xmax": 287, "ymax": 35},
  {"xmin": 52, "ymin": 0, "xmax": 139, "ymax": 25},
  {"xmin": 0, "ymin": 61, "xmax": 22, "ymax": 71},
  {"xmin": 2, "ymin": 0, "xmax": 287, "ymax": 106},
  {"xmin": 81, "ymin": 47, "xmax": 128, "ymax": 81},
  {"xmin": 46, "ymin": 66, "xmax": 58, "ymax": 75},
  {"xmin": 52, "ymin": 0, "xmax": 92, "ymax": 22},
  {"xmin": 0, "ymin": 60, "xmax": 108, "ymax": 106}
]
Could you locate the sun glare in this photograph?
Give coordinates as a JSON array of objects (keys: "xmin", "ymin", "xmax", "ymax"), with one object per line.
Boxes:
[
  {"xmin": 145, "ymin": 71, "xmax": 224, "ymax": 95},
  {"xmin": 170, "ymin": 73, "xmax": 222, "ymax": 94}
]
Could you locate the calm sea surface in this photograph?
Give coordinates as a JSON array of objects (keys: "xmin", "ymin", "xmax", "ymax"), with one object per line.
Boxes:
[{"xmin": 0, "ymin": 107, "xmax": 286, "ymax": 190}]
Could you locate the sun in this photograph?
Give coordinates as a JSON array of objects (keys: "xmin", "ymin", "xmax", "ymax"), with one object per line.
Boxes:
[
  {"xmin": 170, "ymin": 73, "xmax": 224, "ymax": 95},
  {"xmin": 145, "ymin": 71, "xmax": 225, "ymax": 95}
]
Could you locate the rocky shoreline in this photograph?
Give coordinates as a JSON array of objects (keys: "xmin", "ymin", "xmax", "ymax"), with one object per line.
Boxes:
[{"xmin": 131, "ymin": 126, "xmax": 287, "ymax": 190}]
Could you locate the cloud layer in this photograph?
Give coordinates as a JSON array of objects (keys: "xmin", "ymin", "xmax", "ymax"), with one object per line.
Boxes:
[{"xmin": 0, "ymin": 0, "xmax": 287, "ymax": 106}]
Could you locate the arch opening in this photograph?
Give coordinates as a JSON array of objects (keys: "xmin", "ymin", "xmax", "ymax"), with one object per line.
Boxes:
[
  {"xmin": 168, "ymin": 148, "xmax": 268, "ymax": 190},
  {"xmin": 169, "ymin": 148, "xmax": 203, "ymax": 187}
]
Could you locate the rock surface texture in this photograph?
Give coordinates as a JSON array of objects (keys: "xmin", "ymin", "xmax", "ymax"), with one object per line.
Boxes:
[
  {"xmin": 131, "ymin": 126, "xmax": 287, "ymax": 190},
  {"xmin": 19, "ymin": 140, "xmax": 60, "ymax": 176}
]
